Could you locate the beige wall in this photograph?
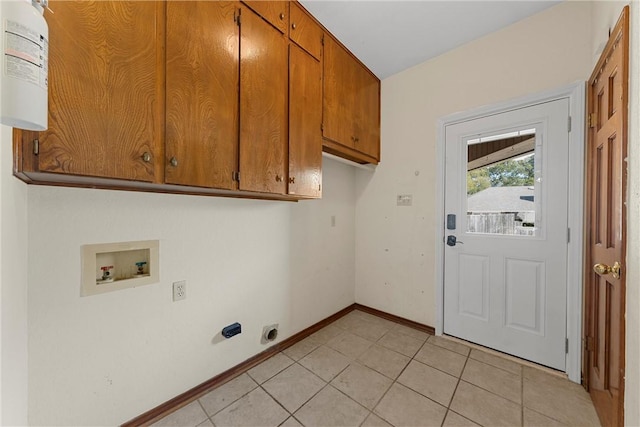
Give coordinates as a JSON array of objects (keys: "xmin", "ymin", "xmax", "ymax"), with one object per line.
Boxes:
[
  {"xmin": 0, "ymin": 125, "xmax": 29, "ymax": 425},
  {"xmin": 355, "ymin": 1, "xmax": 593, "ymax": 326},
  {"xmin": 590, "ymin": 2, "xmax": 640, "ymax": 425},
  {"xmin": 24, "ymin": 157, "xmax": 356, "ymax": 424}
]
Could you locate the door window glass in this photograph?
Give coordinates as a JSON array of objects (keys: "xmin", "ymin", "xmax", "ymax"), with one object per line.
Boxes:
[{"xmin": 466, "ymin": 128, "xmax": 541, "ymax": 236}]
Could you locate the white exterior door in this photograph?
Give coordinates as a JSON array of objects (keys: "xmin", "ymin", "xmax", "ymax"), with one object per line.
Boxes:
[{"xmin": 443, "ymin": 98, "xmax": 570, "ymax": 370}]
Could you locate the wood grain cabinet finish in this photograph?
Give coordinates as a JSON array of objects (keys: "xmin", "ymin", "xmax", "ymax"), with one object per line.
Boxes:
[
  {"xmin": 242, "ymin": 0, "xmax": 289, "ymax": 34},
  {"xmin": 239, "ymin": 5, "xmax": 288, "ymax": 195},
  {"xmin": 165, "ymin": 1, "xmax": 239, "ymax": 190},
  {"xmin": 323, "ymin": 35, "xmax": 380, "ymax": 164},
  {"xmin": 289, "ymin": 2, "xmax": 322, "ymax": 60},
  {"xmin": 13, "ymin": 0, "xmax": 380, "ymax": 198},
  {"xmin": 27, "ymin": 1, "xmax": 164, "ymax": 182},
  {"xmin": 289, "ymin": 44, "xmax": 322, "ymax": 198}
]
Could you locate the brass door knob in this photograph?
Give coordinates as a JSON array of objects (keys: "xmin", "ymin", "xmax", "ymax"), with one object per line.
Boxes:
[
  {"xmin": 275, "ymin": 175, "xmax": 283, "ymax": 182},
  {"xmin": 279, "ymin": 12, "xmax": 285, "ymax": 20},
  {"xmin": 593, "ymin": 262, "xmax": 622, "ymax": 279},
  {"xmin": 593, "ymin": 263, "xmax": 611, "ymax": 275},
  {"xmin": 141, "ymin": 152, "xmax": 152, "ymax": 163},
  {"xmin": 169, "ymin": 157, "xmax": 178, "ymax": 167},
  {"xmin": 612, "ymin": 261, "xmax": 622, "ymax": 279},
  {"xmin": 292, "ymin": 23, "xmax": 297, "ymax": 30}
]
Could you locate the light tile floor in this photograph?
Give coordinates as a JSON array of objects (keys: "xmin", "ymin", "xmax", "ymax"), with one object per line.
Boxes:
[{"xmin": 153, "ymin": 310, "xmax": 601, "ymax": 427}]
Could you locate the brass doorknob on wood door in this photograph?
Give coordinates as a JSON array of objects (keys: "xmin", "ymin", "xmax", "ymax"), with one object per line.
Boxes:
[
  {"xmin": 292, "ymin": 23, "xmax": 297, "ymax": 29},
  {"xmin": 169, "ymin": 157, "xmax": 178, "ymax": 167},
  {"xmin": 141, "ymin": 152, "xmax": 151, "ymax": 162},
  {"xmin": 593, "ymin": 262, "xmax": 622, "ymax": 279},
  {"xmin": 279, "ymin": 12, "xmax": 285, "ymax": 19},
  {"xmin": 593, "ymin": 263, "xmax": 611, "ymax": 275}
]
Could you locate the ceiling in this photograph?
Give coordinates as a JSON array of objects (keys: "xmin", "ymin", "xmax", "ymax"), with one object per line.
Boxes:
[{"xmin": 298, "ymin": 1, "xmax": 561, "ymax": 79}]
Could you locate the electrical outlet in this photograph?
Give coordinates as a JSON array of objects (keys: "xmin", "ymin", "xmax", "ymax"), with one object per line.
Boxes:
[{"xmin": 172, "ymin": 281, "xmax": 186, "ymax": 301}]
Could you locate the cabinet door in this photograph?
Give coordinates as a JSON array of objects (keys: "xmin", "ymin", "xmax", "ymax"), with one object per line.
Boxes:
[
  {"xmin": 239, "ymin": 6, "xmax": 288, "ymax": 194},
  {"xmin": 289, "ymin": 2, "xmax": 322, "ymax": 60},
  {"xmin": 242, "ymin": 1, "xmax": 289, "ymax": 34},
  {"xmin": 36, "ymin": 1, "xmax": 163, "ymax": 182},
  {"xmin": 323, "ymin": 36, "xmax": 356, "ymax": 149},
  {"xmin": 166, "ymin": 1, "xmax": 239, "ymax": 189},
  {"xmin": 353, "ymin": 65, "xmax": 380, "ymax": 160},
  {"xmin": 289, "ymin": 44, "xmax": 322, "ymax": 198}
]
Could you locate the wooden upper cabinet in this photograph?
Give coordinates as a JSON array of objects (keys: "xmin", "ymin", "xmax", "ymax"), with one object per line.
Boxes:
[
  {"xmin": 289, "ymin": 2, "xmax": 322, "ymax": 61},
  {"xmin": 242, "ymin": 1, "xmax": 289, "ymax": 34},
  {"xmin": 239, "ymin": 5, "xmax": 288, "ymax": 194},
  {"xmin": 289, "ymin": 44, "xmax": 322, "ymax": 198},
  {"xmin": 34, "ymin": 1, "xmax": 163, "ymax": 182},
  {"xmin": 353, "ymin": 63, "xmax": 381, "ymax": 160},
  {"xmin": 323, "ymin": 35, "xmax": 380, "ymax": 164},
  {"xmin": 323, "ymin": 36, "xmax": 356, "ymax": 150},
  {"xmin": 165, "ymin": 1, "xmax": 239, "ymax": 190}
]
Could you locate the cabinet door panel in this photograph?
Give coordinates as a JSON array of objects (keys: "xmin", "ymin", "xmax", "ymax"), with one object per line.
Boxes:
[
  {"xmin": 323, "ymin": 36, "xmax": 356, "ymax": 149},
  {"xmin": 166, "ymin": 1, "xmax": 239, "ymax": 189},
  {"xmin": 242, "ymin": 0, "xmax": 289, "ymax": 34},
  {"xmin": 354, "ymin": 66, "xmax": 380, "ymax": 160},
  {"xmin": 289, "ymin": 2, "xmax": 322, "ymax": 61},
  {"xmin": 37, "ymin": 1, "xmax": 162, "ymax": 182},
  {"xmin": 289, "ymin": 45, "xmax": 322, "ymax": 198},
  {"xmin": 239, "ymin": 6, "xmax": 288, "ymax": 194}
]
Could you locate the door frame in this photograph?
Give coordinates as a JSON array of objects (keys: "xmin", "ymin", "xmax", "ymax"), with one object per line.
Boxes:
[{"xmin": 435, "ymin": 82, "xmax": 586, "ymax": 382}]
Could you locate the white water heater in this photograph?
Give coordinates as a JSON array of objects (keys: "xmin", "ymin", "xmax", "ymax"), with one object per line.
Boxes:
[{"xmin": 0, "ymin": 0, "xmax": 48, "ymax": 131}]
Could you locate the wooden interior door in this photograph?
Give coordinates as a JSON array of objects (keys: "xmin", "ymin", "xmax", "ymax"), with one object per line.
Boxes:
[{"xmin": 585, "ymin": 6, "xmax": 628, "ymax": 427}]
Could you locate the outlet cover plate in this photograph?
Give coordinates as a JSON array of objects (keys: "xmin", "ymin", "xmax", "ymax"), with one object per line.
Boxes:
[{"xmin": 173, "ymin": 280, "xmax": 186, "ymax": 301}]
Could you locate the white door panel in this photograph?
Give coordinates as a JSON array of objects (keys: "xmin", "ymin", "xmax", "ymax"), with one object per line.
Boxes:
[{"xmin": 443, "ymin": 99, "xmax": 569, "ymax": 370}]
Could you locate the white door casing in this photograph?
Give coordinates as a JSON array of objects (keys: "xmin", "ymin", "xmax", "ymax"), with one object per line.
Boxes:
[{"xmin": 444, "ymin": 99, "xmax": 569, "ymax": 370}]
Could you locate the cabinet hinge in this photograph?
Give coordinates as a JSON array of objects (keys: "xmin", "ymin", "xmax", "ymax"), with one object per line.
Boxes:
[
  {"xmin": 321, "ymin": 35, "xmax": 324, "ymax": 46},
  {"xmin": 566, "ymin": 338, "xmax": 569, "ymax": 354},
  {"xmin": 235, "ymin": 9, "xmax": 241, "ymax": 26},
  {"xmin": 232, "ymin": 171, "xmax": 240, "ymax": 182},
  {"xmin": 567, "ymin": 116, "xmax": 572, "ymax": 133},
  {"xmin": 33, "ymin": 139, "xmax": 39, "ymax": 155},
  {"xmin": 588, "ymin": 113, "xmax": 596, "ymax": 128},
  {"xmin": 567, "ymin": 228, "xmax": 570, "ymax": 243},
  {"xmin": 321, "ymin": 123, "xmax": 324, "ymax": 132}
]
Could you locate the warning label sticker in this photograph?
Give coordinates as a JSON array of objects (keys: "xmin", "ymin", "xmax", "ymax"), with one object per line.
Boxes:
[{"xmin": 4, "ymin": 19, "xmax": 48, "ymax": 89}]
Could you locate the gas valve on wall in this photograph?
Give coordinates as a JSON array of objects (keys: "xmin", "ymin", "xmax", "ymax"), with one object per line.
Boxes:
[{"xmin": 0, "ymin": 0, "xmax": 48, "ymax": 130}]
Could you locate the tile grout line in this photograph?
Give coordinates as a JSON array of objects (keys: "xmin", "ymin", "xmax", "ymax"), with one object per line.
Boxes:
[
  {"xmin": 441, "ymin": 347, "xmax": 471, "ymax": 427},
  {"xmin": 199, "ymin": 377, "xmax": 261, "ymax": 422},
  {"xmin": 196, "ymin": 399, "xmax": 213, "ymax": 427},
  {"xmin": 364, "ymin": 335, "xmax": 431, "ymax": 427}
]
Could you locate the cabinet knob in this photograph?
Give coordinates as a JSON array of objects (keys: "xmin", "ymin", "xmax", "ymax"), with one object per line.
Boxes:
[
  {"xmin": 141, "ymin": 152, "xmax": 152, "ymax": 163},
  {"xmin": 279, "ymin": 12, "xmax": 285, "ymax": 20},
  {"xmin": 169, "ymin": 157, "xmax": 178, "ymax": 167},
  {"xmin": 289, "ymin": 177, "xmax": 295, "ymax": 184},
  {"xmin": 275, "ymin": 175, "xmax": 283, "ymax": 182},
  {"xmin": 292, "ymin": 23, "xmax": 297, "ymax": 30}
]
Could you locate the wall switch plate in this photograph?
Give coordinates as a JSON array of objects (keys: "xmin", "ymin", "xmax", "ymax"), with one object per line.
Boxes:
[
  {"xmin": 397, "ymin": 194, "xmax": 413, "ymax": 206},
  {"xmin": 173, "ymin": 280, "xmax": 186, "ymax": 301}
]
